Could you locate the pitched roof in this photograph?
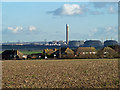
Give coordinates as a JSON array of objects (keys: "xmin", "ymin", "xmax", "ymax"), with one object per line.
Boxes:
[
  {"xmin": 77, "ymin": 47, "xmax": 96, "ymax": 52},
  {"xmin": 43, "ymin": 49, "xmax": 55, "ymax": 55},
  {"xmin": 2, "ymin": 50, "xmax": 17, "ymax": 54},
  {"xmin": 2, "ymin": 50, "xmax": 24, "ymax": 59},
  {"xmin": 101, "ymin": 47, "xmax": 116, "ymax": 53},
  {"xmin": 53, "ymin": 47, "xmax": 74, "ymax": 55}
]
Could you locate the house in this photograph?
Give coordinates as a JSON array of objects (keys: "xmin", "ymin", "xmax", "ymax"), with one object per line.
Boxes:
[
  {"xmin": 2, "ymin": 50, "xmax": 25, "ymax": 60},
  {"xmin": 52, "ymin": 47, "xmax": 74, "ymax": 58},
  {"xmin": 75, "ymin": 47, "xmax": 97, "ymax": 59},
  {"xmin": 43, "ymin": 48, "xmax": 58, "ymax": 58},
  {"xmin": 76, "ymin": 47, "xmax": 97, "ymax": 55},
  {"xmin": 27, "ymin": 53, "xmax": 43, "ymax": 59},
  {"xmin": 22, "ymin": 55, "xmax": 27, "ymax": 59},
  {"xmin": 43, "ymin": 49, "xmax": 55, "ymax": 55}
]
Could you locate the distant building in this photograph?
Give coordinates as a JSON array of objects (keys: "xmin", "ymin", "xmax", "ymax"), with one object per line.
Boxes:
[
  {"xmin": 52, "ymin": 41, "xmax": 57, "ymax": 45},
  {"xmin": 69, "ymin": 40, "xmax": 84, "ymax": 48},
  {"xmin": 57, "ymin": 41, "xmax": 66, "ymax": 45},
  {"xmin": 48, "ymin": 42, "xmax": 53, "ymax": 45},
  {"xmin": 48, "ymin": 41, "xmax": 59, "ymax": 45},
  {"xmin": 66, "ymin": 24, "xmax": 69, "ymax": 45},
  {"xmin": 104, "ymin": 40, "xmax": 118, "ymax": 47},
  {"xmin": 84, "ymin": 40, "xmax": 102, "ymax": 48}
]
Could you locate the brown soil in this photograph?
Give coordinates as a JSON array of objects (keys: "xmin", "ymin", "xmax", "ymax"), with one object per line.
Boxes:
[{"xmin": 2, "ymin": 59, "xmax": 119, "ymax": 88}]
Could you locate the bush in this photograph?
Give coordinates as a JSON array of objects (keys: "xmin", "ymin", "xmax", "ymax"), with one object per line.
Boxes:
[{"xmin": 97, "ymin": 47, "xmax": 117, "ymax": 59}]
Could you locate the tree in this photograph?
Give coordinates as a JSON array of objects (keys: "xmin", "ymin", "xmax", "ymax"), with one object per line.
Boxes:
[
  {"xmin": 97, "ymin": 47, "xmax": 117, "ymax": 59},
  {"xmin": 61, "ymin": 48, "xmax": 74, "ymax": 59}
]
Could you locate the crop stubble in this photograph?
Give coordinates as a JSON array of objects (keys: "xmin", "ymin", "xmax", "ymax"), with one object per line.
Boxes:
[{"xmin": 2, "ymin": 59, "xmax": 119, "ymax": 88}]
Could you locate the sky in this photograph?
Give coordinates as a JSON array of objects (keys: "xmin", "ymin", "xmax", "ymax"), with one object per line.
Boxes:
[{"xmin": 2, "ymin": 2, "xmax": 118, "ymax": 42}]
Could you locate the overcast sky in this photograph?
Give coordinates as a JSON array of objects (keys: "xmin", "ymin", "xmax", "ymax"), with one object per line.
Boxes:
[{"xmin": 2, "ymin": 2, "xmax": 118, "ymax": 42}]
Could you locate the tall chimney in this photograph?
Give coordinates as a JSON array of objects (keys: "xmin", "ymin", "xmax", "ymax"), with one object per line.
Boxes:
[{"xmin": 66, "ymin": 24, "xmax": 69, "ymax": 45}]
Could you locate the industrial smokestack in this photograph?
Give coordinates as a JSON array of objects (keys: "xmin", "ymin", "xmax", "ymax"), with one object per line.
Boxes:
[{"xmin": 66, "ymin": 24, "xmax": 69, "ymax": 44}]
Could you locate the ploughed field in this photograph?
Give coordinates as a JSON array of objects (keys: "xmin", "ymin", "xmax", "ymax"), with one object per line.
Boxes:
[{"xmin": 2, "ymin": 59, "xmax": 119, "ymax": 88}]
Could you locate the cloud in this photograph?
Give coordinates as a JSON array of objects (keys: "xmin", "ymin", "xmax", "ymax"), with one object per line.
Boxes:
[
  {"xmin": 92, "ymin": 2, "xmax": 118, "ymax": 14},
  {"xmin": 29, "ymin": 26, "xmax": 36, "ymax": 31},
  {"xmin": 108, "ymin": 6, "xmax": 117, "ymax": 14},
  {"xmin": 104, "ymin": 26, "xmax": 114, "ymax": 31},
  {"xmin": 91, "ymin": 28, "xmax": 98, "ymax": 33},
  {"xmin": 8, "ymin": 26, "xmax": 23, "ymax": 33},
  {"xmin": 89, "ymin": 10, "xmax": 104, "ymax": 15},
  {"xmin": 48, "ymin": 3, "xmax": 117, "ymax": 16},
  {"xmin": 48, "ymin": 4, "xmax": 86, "ymax": 16},
  {"xmin": 92, "ymin": 2, "xmax": 108, "ymax": 8},
  {"xmin": 89, "ymin": 26, "xmax": 118, "ymax": 40},
  {"xmin": 92, "ymin": 2, "xmax": 117, "ymax": 8},
  {"xmin": 87, "ymin": 0, "xmax": 119, "ymax": 2},
  {"xmin": 7, "ymin": 26, "xmax": 37, "ymax": 33}
]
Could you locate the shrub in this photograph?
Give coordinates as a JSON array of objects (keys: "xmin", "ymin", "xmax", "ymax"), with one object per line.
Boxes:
[{"xmin": 97, "ymin": 47, "xmax": 117, "ymax": 59}]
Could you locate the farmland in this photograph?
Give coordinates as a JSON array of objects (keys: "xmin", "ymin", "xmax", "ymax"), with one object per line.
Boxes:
[
  {"xmin": 0, "ymin": 50, "xmax": 43, "ymax": 55},
  {"xmin": 2, "ymin": 59, "xmax": 119, "ymax": 88},
  {"xmin": 19, "ymin": 50, "xmax": 43, "ymax": 55}
]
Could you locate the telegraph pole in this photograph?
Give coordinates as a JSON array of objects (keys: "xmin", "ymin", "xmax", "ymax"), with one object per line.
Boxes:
[{"xmin": 59, "ymin": 47, "xmax": 61, "ymax": 58}]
